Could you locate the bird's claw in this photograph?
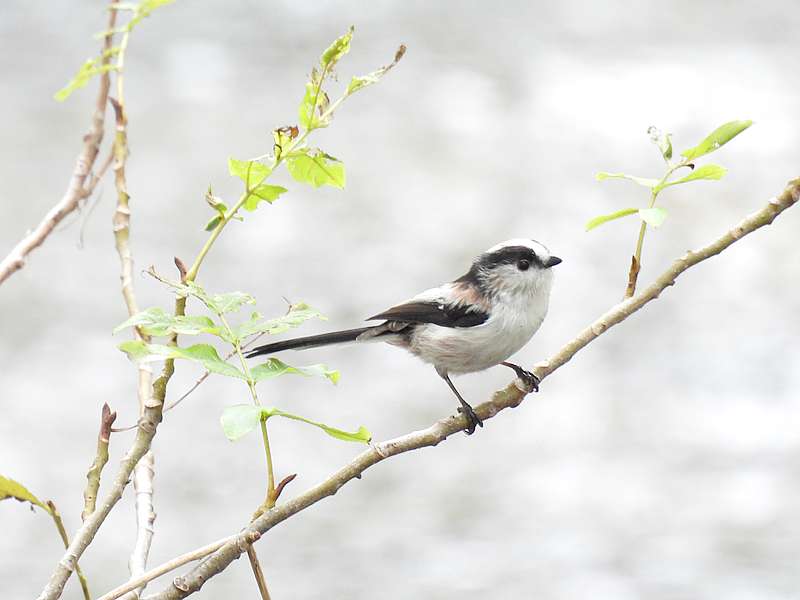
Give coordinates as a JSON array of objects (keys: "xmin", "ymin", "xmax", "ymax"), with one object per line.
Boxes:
[
  {"xmin": 517, "ymin": 369, "xmax": 540, "ymax": 393},
  {"xmin": 457, "ymin": 403, "xmax": 483, "ymax": 435},
  {"xmin": 503, "ymin": 362, "xmax": 540, "ymax": 393}
]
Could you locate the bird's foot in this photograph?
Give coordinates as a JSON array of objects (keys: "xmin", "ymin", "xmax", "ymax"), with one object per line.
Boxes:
[
  {"xmin": 457, "ymin": 401, "xmax": 483, "ymax": 435},
  {"xmin": 502, "ymin": 362, "xmax": 540, "ymax": 393}
]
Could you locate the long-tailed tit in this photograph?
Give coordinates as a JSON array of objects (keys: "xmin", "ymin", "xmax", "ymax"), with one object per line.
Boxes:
[{"xmin": 246, "ymin": 239, "xmax": 562, "ymax": 434}]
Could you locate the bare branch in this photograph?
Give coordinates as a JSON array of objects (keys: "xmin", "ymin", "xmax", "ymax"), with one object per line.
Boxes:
[
  {"xmin": 121, "ymin": 451, "xmax": 156, "ymax": 600},
  {"xmin": 96, "ymin": 534, "xmax": 255, "ymax": 600},
  {"xmin": 0, "ymin": 7, "xmax": 117, "ymax": 286},
  {"xmin": 139, "ymin": 178, "xmax": 800, "ymax": 600},
  {"xmin": 246, "ymin": 546, "xmax": 272, "ymax": 600},
  {"xmin": 46, "ymin": 501, "xmax": 91, "ymax": 600},
  {"xmin": 108, "ymin": 51, "xmax": 158, "ymax": 599},
  {"xmin": 82, "ymin": 403, "xmax": 117, "ymax": 521}
]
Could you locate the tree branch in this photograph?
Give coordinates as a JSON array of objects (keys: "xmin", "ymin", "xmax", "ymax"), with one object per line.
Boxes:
[
  {"xmin": 0, "ymin": 7, "xmax": 117, "ymax": 286},
  {"xmin": 109, "ymin": 59, "xmax": 158, "ymax": 599},
  {"xmin": 82, "ymin": 403, "xmax": 117, "ymax": 521},
  {"xmin": 95, "ymin": 535, "xmax": 243, "ymax": 600},
  {"xmin": 46, "ymin": 501, "xmax": 91, "ymax": 600},
  {"xmin": 245, "ymin": 546, "xmax": 272, "ymax": 600},
  {"xmin": 137, "ymin": 177, "xmax": 799, "ymax": 600}
]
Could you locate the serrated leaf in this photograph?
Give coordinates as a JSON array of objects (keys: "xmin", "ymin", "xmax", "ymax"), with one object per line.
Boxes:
[
  {"xmin": 638, "ymin": 207, "xmax": 668, "ymax": 228},
  {"xmin": 243, "ymin": 185, "xmax": 288, "ymax": 211},
  {"xmin": 0, "ymin": 475, "xmax": 47, "ymax": 510},
  {"xmin": 680, "ymin": 120, "xmax": 753, "ymax": 160},
  {"xmin": 157, "ymin": 279, "xmax": 255, "ymax": 316},
  {"xmin": 596, "ymin": 172, "xmax": 659, "ymax": 188},
  {"xmin": 660, "ymin": 164, "xmax": 727, "ymax": 190},
  {"xmin": 207, "ymin": 291, "xmax": 256, "ymax": 314},
  {"xmin": 234, "ymin": 303, "xmax": 326, "ymax": 339},
  {"xmin": 269, "ymin": 408, "xmax": 370, "ymax": 444},
  {"xmin": 113, "ymin": 307, "xmax": 219, "ymax": 337},
  {"xmin": 585, "ymin": 207, "xmax": 639, "ymax": 232},
  {"xmin": 320, "ymin": 26, "xmax": 354, "ymax": 70},
  {"xmin": 286, "ymin": 149, "xmax": 345, "ymax": 189},
  {"xmin": 228, "ymin": 158, "xmax": 271, "ymax": 188},
  {"xmin": 220, "ymin": 404, "xmax": 263, "ymax": 441},
  {"xmin": 119, "ymin": 341, "xmax": 245, "ymax": 379},
  {"xmin": 251, "ymin": 358, "xmax": 340, "ymax": 385}
]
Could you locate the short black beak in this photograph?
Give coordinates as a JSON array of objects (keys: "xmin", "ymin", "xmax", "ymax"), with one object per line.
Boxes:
[{"xmin": 545, "ymin": 256, "xmax": 562, "ymax": 268}]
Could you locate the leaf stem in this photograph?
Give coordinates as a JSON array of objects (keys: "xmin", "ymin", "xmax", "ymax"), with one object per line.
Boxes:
[
  {"xmin": 218, "ymin": 313, "xmax": 277, "ymax": 509},
  {"xmin": 624, "ymin": 160, "xmax": 687, "ymax": 298}
]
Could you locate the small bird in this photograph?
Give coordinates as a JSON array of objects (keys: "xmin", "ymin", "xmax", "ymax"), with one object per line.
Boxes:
[{"xmin": 246, "ymin": 239, "xmax": 561, "ymax": 434}]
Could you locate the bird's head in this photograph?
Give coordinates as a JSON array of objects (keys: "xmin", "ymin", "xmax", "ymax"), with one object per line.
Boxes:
[{"xmin": 458, "ymin": 238, "xmax": 562, "ymax": 300}]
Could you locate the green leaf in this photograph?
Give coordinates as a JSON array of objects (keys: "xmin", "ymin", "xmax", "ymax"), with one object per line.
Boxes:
[
  {"xmin": 585, "ymin": 208, "xmax": 639, "ymax": 231},
  {"xmin": 660, "ymin": 164, "xmax": 727, "ymax": 190},
  {"xmin": 243, "ymin": 185, "xmax": 288, "ymax": 211},
  {"xmin": 680, "ymin": 120, "xmax": 753, "ymax": 160},
  {"xmin": 286, "ymin": 149, "xmax": 345, "ymax": 189},
  {"xmin": 204, "ymin": 215, "xmax": 223, "ymax": 231},
  {"xmin": 596, "ymin": 172, "xmax": 659, "ymax": 188},
  {"xmin": 54, "ymin": 57, "xmax": 116, "ymax": 102},
  {"xmin": 299, "ymin": 82, "xmax": 329, "ymax": 130},
  {"xmin": 269, "ymin": 407, "xmax": 371, "ymax": 444},
  {"xmin": 220, "ymin": 404, "xmax": 370, "ymax": 444},
  {"xmin": 320, "ymin": 26, "xmax": 354, "ymax": 70},
  {"xmin": 347, "ymin": 44, "xmax": 406, "ymax": 95},
  {"xmin": 113, "ymin": 307, "xmax": 219, "ymax": 337},
  {"xmin": 234, "ymin": 303, "xmax": 326, "ymax": 339},
  {"xmin": 0, "ymin": 475, "xmax": 47, "ymax": 510},
  {"xmin": 207, "ymin": 291, "xmax": 256, "ymax": 314},
  {"xmin": 251, "ymin": 358, "xmax": 340, "ymax": 385},
  {"xmin": 638, "ymin": 207, "xmax": 668, "ymax": 228},
  {"xmin": 220, "ymin": 404, "xmax": 263, "ymax": 442},
  {"xmin": 119, "ymin": 341, "xmax": 245, "ymax": 379},
  {"xmin": 228, "ymin": 158, "xmax": 271, "ymax": 188}
]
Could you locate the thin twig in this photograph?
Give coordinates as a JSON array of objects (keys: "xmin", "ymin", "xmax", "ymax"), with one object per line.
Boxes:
[
  {"xmin": 138, "ymin": 178, "xmax": 800, "ymax": 600},
  {"xmin": 108, "ymin": 45, "xmax": 158, "ymax": 598},
  {"xmin": 0, "ymin": 7, "xmax": 117, "ymax": 286},
  {"xmin": 121, "ymin": 451, "xmax": 156, "ymax": 600},
  {"xmin": 82, "ymin": 403, "xmax": 117, "ymax": 521},
  {"xmin": 46, "ymin": 501, "xmax": 91, "ymax": 600},
  {"xmin": 95, "ymin": 535, "xmax": 243, "ymax": 600},
  {"xmin": 246, "ymin": 546, "xmax": 272, "ymax": 600}
]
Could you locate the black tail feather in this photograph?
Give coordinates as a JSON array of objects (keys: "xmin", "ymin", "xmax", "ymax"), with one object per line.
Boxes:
[{"xmin": 244, "ymin": 327, "xmax": 374, "ymax": 358}]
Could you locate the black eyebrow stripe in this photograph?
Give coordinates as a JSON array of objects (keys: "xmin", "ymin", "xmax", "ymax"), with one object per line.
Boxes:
[{"xmin": 479, "ymin": 246, "xmax": 542, "ymax": 268}]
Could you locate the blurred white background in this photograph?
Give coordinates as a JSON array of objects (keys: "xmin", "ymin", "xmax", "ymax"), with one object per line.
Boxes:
[{"xmin": 2, "ymin": 1, "xmax": 800, "ymax": 599}]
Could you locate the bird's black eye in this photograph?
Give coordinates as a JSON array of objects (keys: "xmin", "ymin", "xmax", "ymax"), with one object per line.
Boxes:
[{"xmin": 517, "ymin": 259, "xmax": 530, "ymax": 271}]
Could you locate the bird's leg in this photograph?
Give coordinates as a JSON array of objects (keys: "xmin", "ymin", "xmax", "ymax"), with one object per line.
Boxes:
[
  {"xmin": 501, "ymin": 361, "xmax": 540, "ymax": 393},
  {"xmin": 439, "ymin": 371, "xmax": 483, "ymax": 435}
]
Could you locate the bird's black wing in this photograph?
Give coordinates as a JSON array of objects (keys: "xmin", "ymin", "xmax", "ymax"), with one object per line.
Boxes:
[{"xmin": 367, "ymin": 301, "xmax": 489, "ymax": 328}]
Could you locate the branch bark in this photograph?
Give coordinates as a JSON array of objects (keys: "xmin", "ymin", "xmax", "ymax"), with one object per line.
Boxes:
[
  {"xmin": 82, "ymin": 403, "xmax": 117, "ymax": 521},
  {"xmin": 132, "ymin": 178, "xmax": 799, "ymax": 599},
  {"xmin": 0, "ymin": 8, "xmax": 117, "ymax": 286}
]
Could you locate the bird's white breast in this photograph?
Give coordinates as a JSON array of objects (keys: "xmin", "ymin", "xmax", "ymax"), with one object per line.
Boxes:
[{"xmin": 408, "ymin": 272, "xmax": 552, "ymax": 375}]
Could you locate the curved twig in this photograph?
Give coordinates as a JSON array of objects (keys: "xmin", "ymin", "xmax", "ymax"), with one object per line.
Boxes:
[
  {"xmin": 0, "ymin": 7, "xmax": 117, "ymax": 286},
  {"xmin": 126, "ymin": 178, "xmax": 798, "ymax": 600}
]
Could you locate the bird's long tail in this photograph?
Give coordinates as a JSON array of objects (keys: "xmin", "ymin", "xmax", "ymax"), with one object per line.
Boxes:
[{"xmin": 244, "ymin": 326, "xmax": 375, "ymax": 358}]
